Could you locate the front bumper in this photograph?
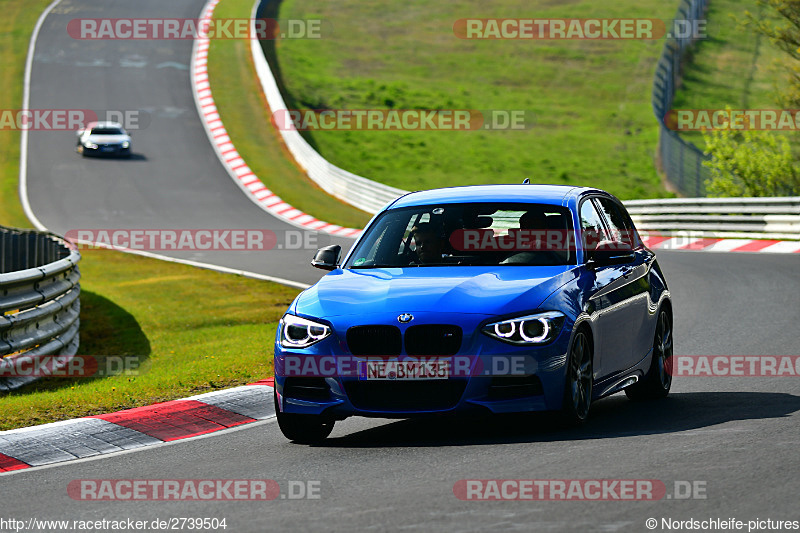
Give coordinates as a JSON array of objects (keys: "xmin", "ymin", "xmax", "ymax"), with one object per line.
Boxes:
[
  {"xmin": 274, "ymin": 311, "xmax": 572, "ymax": 419},
  {"xmin": 83, "ymin": 144, "xmax": 131, "ymax": 156}
]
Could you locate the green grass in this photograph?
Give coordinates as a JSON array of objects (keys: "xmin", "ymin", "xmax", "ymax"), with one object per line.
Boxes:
[
  {"xmin": 0, "ymin": 0, "xmax": 302, "ymax": 430},
  {"xmin": 206, "ymin": 0, "xmax": 371, "ymax": 228},
  {"xmin": 0, "ymin": 0, "xmax": 52, "ymax": 227},
  {"xmin": 671, "ymin": 0, "xmax": 790, "ymax": 147},
  {"xmin": 0, "ymin": 250, "xmax": 300, "ymax": 430},
  {"xmin": 271, "ymin": 0, "xmax": 679, "ymax": 200}
]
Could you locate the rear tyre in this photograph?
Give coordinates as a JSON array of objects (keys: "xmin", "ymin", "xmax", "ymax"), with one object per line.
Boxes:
[
  {"xmin": 625, "ymin": 309, "xmax": 673, "ymax": 400},
  {"xmin": 274, "ymin": 390, "xmax": 334, "ymax": 443},
  {"xmin": 560, "ymin": 330, "xmax": 593, "ymax": 425}
]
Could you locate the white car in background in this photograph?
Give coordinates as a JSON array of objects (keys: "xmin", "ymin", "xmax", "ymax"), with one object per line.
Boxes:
[{"xmin": 76, "ymin": 121, "xmax": 132, "ymax": 157}]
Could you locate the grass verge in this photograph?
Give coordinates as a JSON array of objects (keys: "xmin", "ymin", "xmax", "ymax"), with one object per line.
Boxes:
[
  {"xmin": 272, "ymin": 0, "xmax": 678, "ymax": 200},
  {"xmin": 207, "ymin": 0, "xmax": 372, "ymax": 228},
  {"xmin": 0, "ymin": 0, "xmax": 52, "ymax": 227},
  {"xmin": 0, "ymin": 0, "xmax": 302, "ymax": 430}
]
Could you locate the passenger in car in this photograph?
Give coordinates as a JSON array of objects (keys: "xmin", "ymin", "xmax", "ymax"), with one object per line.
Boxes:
[
  {"xmin": 502, "ymin": 209, "xmax": 565, "ymax": 265},
  {"xmin": 410, "ymin": 223, "xmax": 444, "ymax": 264}
]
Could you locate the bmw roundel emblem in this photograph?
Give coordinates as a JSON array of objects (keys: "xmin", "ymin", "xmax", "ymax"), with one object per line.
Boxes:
[{"xmin": 398, "ymin": 313, "xmax": 414, "ymax": 323}]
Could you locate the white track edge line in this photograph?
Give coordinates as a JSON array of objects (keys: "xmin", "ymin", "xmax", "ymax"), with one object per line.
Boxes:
[{"xmin": 18, "ymin": 0, "xmax": 64, "ymax": 232}]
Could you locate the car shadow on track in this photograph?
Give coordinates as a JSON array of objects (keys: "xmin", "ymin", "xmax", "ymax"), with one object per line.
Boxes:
[
  {"xmin": 316, "ymin": 392, "xmax": 800, "ymax": 448},
  {"xmin": 80, "ymin": 153, "xmax": 148, "ymax": 161}
]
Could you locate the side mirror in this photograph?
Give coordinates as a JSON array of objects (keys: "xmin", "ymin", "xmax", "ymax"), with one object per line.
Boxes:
[
  {"xmin": 311, "ymin": 244, "xmax": 341, "ymax": 271},
  {"xmin": 587, "ymin": 241, "xmax": 635, "ymax": 268}
]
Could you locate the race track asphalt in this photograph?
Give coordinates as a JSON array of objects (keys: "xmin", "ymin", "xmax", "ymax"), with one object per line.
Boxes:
[{"xmin": 25, "ymin": 0, "xmax": 351, "ymax": 287}]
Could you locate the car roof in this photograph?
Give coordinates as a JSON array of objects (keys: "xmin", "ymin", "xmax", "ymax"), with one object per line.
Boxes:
[
  {"xmin": 86, "ymin": 121, "xmax": 125, "ymax": 130},
  {"xmin": 388, "ymin": 184, "xmax": 604, "ymax": 209}
]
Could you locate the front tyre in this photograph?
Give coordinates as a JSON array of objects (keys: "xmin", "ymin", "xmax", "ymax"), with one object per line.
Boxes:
[
  {"xmin": 625, "ymin": 309, "xmax": 673, "ymax": 400},
  {"xmin": 560, "ymin": 330, "xmax": 593, "ymax": 425},
  {"xmin": 274, "ymin": 390, "xmax": 334, "ymax": 443}
]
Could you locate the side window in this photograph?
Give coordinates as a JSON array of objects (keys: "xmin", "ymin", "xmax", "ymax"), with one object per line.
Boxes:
[
  {"xmin": 595, "ymin": 197, "xmax": 636, "ymax": 248},
  {"xmin": 579, "ymin": 199, "xmax": 609, "ymax": 253}
]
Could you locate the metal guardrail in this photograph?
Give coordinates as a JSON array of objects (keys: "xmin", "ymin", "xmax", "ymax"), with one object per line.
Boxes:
[
  {"xmin": 652, "ymin": 0, "xmax": 711, "ymax": 197},
  {"xmin": 626, "ymin": 197, "xmax": 800, "ymax": 240},
  {"xmin": 0, "ymin": 227, "xmax": 81, "ymax": 391},
  {"xmin": 250, "ymin": 0, "xmax": 405, "ymax": 215}
]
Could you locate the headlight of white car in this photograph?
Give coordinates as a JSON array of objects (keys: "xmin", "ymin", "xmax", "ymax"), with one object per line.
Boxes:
[
  {"xmin": 482, "ymin": 311, "xmax": 566, "ymax": 345},
  {"xmin": 121, "ymin": 141, "xmax": 130, "ymax": 148},
  {"xmin": 85, "ymin": 142, "xmax": 98, "ymax": 149},
  {"xmin": 280, "ymin": 314, "xmax": 331, "ymax": 348}
]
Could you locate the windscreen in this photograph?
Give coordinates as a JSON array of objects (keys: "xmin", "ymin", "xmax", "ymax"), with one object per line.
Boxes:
[
  {"xmin": 91, "ymin": 127, "xmax": 124, "ymax": 135},
  {"xmin": 345, "ymin": 202, "xmax": 576, "ymax": 268}
]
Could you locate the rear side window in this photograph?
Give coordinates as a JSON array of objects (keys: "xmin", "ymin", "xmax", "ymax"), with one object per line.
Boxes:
[
  {"xmin": 579, "ymin": 199, "xmax": 609, "ymax": 252},
  {"xmin": 595, "ymin": 197, "xmax": 638, "ymax": 248}
]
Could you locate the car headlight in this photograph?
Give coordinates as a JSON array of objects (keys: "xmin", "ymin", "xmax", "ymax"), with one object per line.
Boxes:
[
  {"xmin": 280, "ymin": 314, "xmax": 331, "ymax": 348},
  {"xmin": 482, "ymin": 311, "xmax": 566, "ymax": 345},
  {"xmin": 85, "ymin": 142, "xmax": 98, "ymax": 149},
  {"xmin": 121, "ymin": 141, "xmax": 130, "ymax": 148}
]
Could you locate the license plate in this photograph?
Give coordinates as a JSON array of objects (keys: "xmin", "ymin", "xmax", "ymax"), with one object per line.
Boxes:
[
  {"xmin": 358, "ymin": 360, "xmax": 450, "ymax": 380},
  {"xmin": 101, "ymin": 146, "xmax": 114, "ymax": 152}
]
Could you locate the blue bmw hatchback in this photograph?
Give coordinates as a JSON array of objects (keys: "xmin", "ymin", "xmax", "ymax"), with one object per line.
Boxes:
[{"xmin": 274, "ymin": 185, "xmax": 673, "ymax": 442}]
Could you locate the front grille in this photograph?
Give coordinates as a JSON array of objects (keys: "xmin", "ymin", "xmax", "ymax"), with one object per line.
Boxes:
[
  {"xmin": 93, "ymin": 144, "xmax": 121, "ymax": 152},
  {"xmin": 404, "ymin": 325, "xmax": 462, "ymax": 356},
  {"xmin": 346, "ymin": 325, "xmax": 402, "ymax": 356},
  {"xmin": 487, "ymin": 375, "xmax": 544, "ymax": 400},
  {"xmin": 284, "ymin": 377, "xmax": 330, "ymax": 401},
  {"xmin": 344, "ymin": 380, "xmax": 468, "ymax": 411}
]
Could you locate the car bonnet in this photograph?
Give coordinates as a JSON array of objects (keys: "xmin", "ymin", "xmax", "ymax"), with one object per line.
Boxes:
[{"xmin": 293, "ymin": 265, "xmax": 577, "ymax": 319}]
